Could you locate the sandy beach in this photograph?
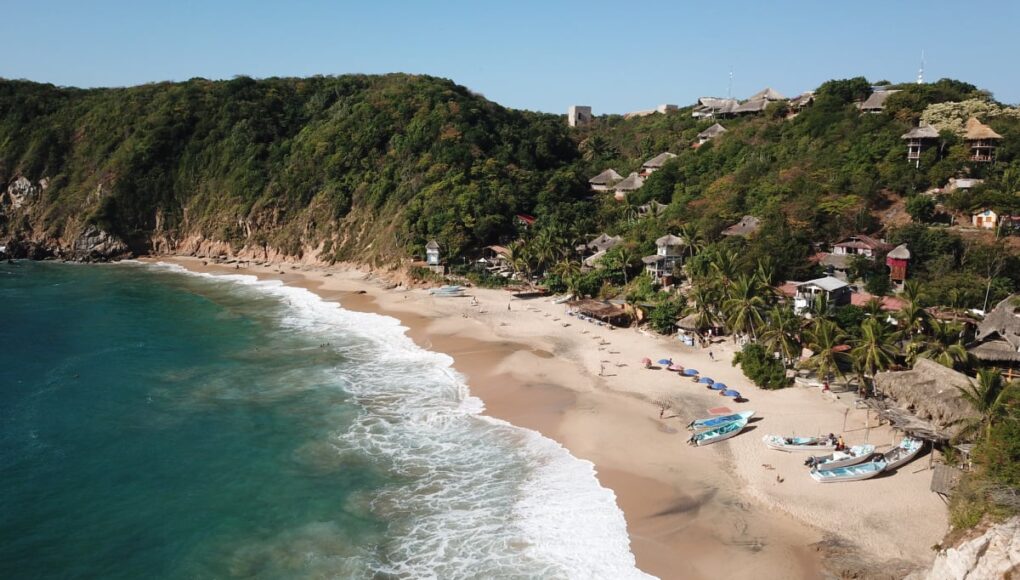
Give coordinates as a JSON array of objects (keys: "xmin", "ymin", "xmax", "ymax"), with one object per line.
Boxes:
[{"xmin": 149, "ymin": 256, "xmax": 948, "ymax": 579}]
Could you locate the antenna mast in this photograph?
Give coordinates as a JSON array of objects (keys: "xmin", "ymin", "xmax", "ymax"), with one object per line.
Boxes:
[
  {"xmin": 728, "ymin": 68, "xmax": 733, "ymax": 99},
  {"xmin": 917, "ymin": 50, "xmax": 925, "ymax": 84}
]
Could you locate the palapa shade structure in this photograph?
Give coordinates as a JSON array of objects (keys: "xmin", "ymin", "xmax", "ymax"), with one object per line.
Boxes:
[
  {"xmin": 964, "ymin": 117, "xmax": 1003, "ymax": 141},
  {"xmin": 872, "ymin": 359, "xmax": 980, "ymax": 440},
  {"xmin": 568, "ymin": 299, "xmax": 631, "ymax": 326}
]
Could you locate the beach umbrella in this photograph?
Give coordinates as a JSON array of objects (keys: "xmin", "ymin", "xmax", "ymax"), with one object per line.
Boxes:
[
  {"xmin": 698, "ymin": 377, "xmax": 714, "ymax": 384},
  {"xmin": 721, "ymin": 390, "xmax": 741, "ymax": 398},
  {"xmin": 711, "ymin": 383, "xmax": 727, "ymax": 390},
  {"xmin": 708, "ymin": 384, "xmax": 725, "ymax": 391},
  {"xmin": 683, "ymin": 369, "xmax": 699, "ymax": 376},
  {"xmin": 667, "ymin": 364, "xmax": 684, "ymax": 372},
  {"xmin": 641, "ymin": 357, "xmax": 652, "ymax": 365},
  {"xmin": 658, "ymin": 359, "xmax": 672, "ymax": 365}
]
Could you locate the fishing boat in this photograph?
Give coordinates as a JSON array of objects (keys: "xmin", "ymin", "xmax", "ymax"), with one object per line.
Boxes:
[
  {"xmin": 880, "ymin": 437, "xmax": 924, "ymax": 471},
  {"xmin": 809, "ymin": 458, "xmax": 888, "ymax": 483},
  {"xmin": 551, "ymin": 293, "xmax": 574, "ymax": 304},
  {"xmin": 804, "ymin": 445, "xmax": 876, "ymax": 470},
  {"xmin": 687, "ymin": 411, "xmax": 755, "ymax": 432},
  {"xmin": 762, "ymin": 434, "xmax": 837, "ymax": 452},
  {"xmin": 429, "ymin": 285, "xmax": 466, "ymax": 297},
  {"xmin": 688, "ymin": 417, "xmax": 748, "ymax": 446}
]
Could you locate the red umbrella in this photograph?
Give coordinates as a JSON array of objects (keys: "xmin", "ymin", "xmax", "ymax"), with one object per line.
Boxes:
[{"xmin": 641, "ymin": 357, "xmax": 652, "ymax": 368}]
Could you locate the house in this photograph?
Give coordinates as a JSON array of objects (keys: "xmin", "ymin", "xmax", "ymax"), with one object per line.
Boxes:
[
  {"xmin": 692, "ymin": 97, "xmax": 739, "ymax": 118},
  {"xmin": 901, "ymin": 124, "xmax": 940, "ymax": 167},
  {"xmin": 789, "ymin": 276, "xmax": 851, "ymax": 314},
  {"xmin": 637, "ymin": 200, "xmax": 668, "ymax": 218},
  {"xmin": 849, "ymin": 291, "xmax": 907, "ymax": 312},
  {"xmin": 589, "ymin": 169, "xmax": 623, "ymax": 192},
  {"xmin": 568, "ymin": 105, "xmax": 593, "ymax": 127},
  {"xmin": 425, "ymin": 240, "xmax": 443, "ymax": 274},
  {"xmin": 479, "ymin": 245, "xmax": 513, "ymax": 276},
  {"xmin": 972, "ymin": 209, "xmax": 998, "ymax": 229},
  {"xmin": 858, "ymin": 89, "xmax": 900, "ymax": 113},
  {"xmin": 732, "ymin": 87, "xmax": 786, "ymax": 115},
  {"xmin": 788, "ymin": 92, "xmax": 815, "ymax": 110},
  {"xmin": 577, "ymin": 233, "xmax": 623, "ymax": 269},
  {"xmin": 721, "ymin": 215, "xmax": 761, "ymax": 238},
  {"xmin": 613, "ymin": 172, "xmax": 645, "ymax": 201},
  {"xmin": 832, "ymin": 235, "xmax": 892, "ymax": 259},
  {"xmin": 696, "ymin": 123, "xmax": 727, "ymax": 146},
  {"xmin": 969, "ymin": 295, "xmax": 1020, "ymax": 380},
  {"xmin": 641, "ymin": 152, "xmax": 677, "ymax": 176},
  {"xmin": 945, "ymin": 177, "xmax": 984, "ymax": 192},
  {"xmin": 657, "ymin": 104, "xmax": 678, "ymax": 114},
  {"xmin": 964, "ymin": 117, "xmax": 1002, "ymax": 162},
  {"xmin": 642, "ymin": 234, "xmax": 685, "ymax": 284},
  {"xmin": 886, "ymin": 244, "xmax": 911, "ymax": 284},
  {"xmin": 515, "ymin": 214, "xmax": 536, "ymax": 229}
]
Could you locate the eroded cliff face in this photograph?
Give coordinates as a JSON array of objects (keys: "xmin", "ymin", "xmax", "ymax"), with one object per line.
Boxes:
[{"xmin": 909, "ymin": 517, "xmax": 1020, "ymax": 580}]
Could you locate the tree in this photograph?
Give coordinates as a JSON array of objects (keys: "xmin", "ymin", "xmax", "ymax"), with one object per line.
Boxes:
[
  {"xmin": 906, "ymin": 195, "xmax": 937, "ymax": 224},
  {"xmin": 683, "ymin": 284, "xmax": 721, "ymax": 334},
  {"xmin": 760, "ymin": 305, "xmax": 803, "ymax": 367},
  {"xmin": 956, "ymin": 369, "xmax": 1012, "ymax": 440},
  {"xmin": 800, "ymin": 319, "xmax": 851, "ymax": 384},
  {"xmin": 733, "ymin": 343, "xmax": 789, "ymax": 389},
  {"xmin": 648, "ymin": 298, "xmax": 686, "ymax": 334},
  {"xmin": 851, "ymin": 318, "xmax": 900, "ymax": 396},
  {"xmin": 907, "ymin": 319, "xmax": 972, "ymax": 371},
  {"xmin": 722, "ymin": 274, "xmax": 768, "ymax": 340}
]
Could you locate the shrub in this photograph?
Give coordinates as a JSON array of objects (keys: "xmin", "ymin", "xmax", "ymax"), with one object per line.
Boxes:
[{"xmin": 733, "ymin": 343, "xmax": 789, "ymax": 389}]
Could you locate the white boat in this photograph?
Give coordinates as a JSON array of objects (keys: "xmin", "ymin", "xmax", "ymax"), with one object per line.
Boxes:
[
  {"xmin": 881, "ymin": 437, "xmax": 924, "ymax": 471},
  {"xmin": 551, "ymin": 293, "xmax": 574, "ymax": 304},
  {"xmin": 688, "ymin": 417, "xmax": 748, "ymax": 446},
  {"xmin": 804, "ymin": 445, "xmax": 876, "ymax": 470},
  {"xmin": 688, "ymin": 411, "xmax": 755, "ymax": 432},
  {"xmin": 810, "ymin": 458, "xmax": 887, "ymax": 483},
  {"xmin": 429, "ymin": 285, "xmax": 466, "ymax": 297},
  {"xmin": 763, "ymin": 434, "xmax": 837, "ymax": 452}
]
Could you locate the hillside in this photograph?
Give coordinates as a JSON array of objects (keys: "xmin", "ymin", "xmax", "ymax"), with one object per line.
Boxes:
[{"xmin": 2, "ymin": 74, "xmax": 1019, "ymax": 301}]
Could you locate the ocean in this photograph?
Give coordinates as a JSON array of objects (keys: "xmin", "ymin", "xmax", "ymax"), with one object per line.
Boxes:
[{"xmin": 0, "ymin": 261, "xmax": 649, "ymax": 579}]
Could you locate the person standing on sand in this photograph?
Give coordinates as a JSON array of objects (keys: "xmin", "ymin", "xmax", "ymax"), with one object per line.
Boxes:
[
  {"xmin": 507, "ymin": 301, "xmax": 511, "ymax": 311},
  {"xmin": 709, "ymin": 351, "xmax": 715, "ymax": 361}
]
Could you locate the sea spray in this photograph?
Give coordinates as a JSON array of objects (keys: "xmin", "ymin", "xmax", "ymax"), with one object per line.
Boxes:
[{"xmin": 150, "ymin": 262, "xmax": 652, "ymax": 578}]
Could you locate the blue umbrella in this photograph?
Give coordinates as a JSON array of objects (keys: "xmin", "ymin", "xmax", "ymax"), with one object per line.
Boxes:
[
  {"xmin": 658, "ymin": 359, "xmax": 672, "ymax": 365},
  {"xmin": 683, "ymin": 369, "xmax": 699, "ymax": 376},
  {"xmin": 721, "ymin": 390, "xmax": 741, "ymax": 398},
  {"xmin": 708, "ymin": 384, "xmax": 725, "ymax": 391},
  {"xmin": 712, "ymin": 383, "xmax": 727, "ymax": 390},
  {"xmin": 698, "ymin": 377, "xmax": 715, "ymax": 384}
]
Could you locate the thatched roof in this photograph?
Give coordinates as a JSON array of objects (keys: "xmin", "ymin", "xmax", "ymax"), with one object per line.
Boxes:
[
  {"xmin": 970, "ymin": 340, "xmax": 1020, "ymax": 363},
  {"xmin": 965, "ymin": 117, "xmax": 1003, "ymax": 140},
  {"xmin": 789, "ymin": 92, "xmax": 814, "ymax": 108},
  {"xmin": 748, "ymin": 87, "xmax": 785, "ymax": 101},
  {"xmin": 589, "ymin": 168, "xmax": 623, "ymax": 185},
  {"xmin": 425, "ymin": 240, "xmax": 440, "ymax": 250},
  {"xmin": 677, "ymin": 313, "xmax": 702, "ymax": 331},
  {"xmin": 568, "ymin": 299, "xmax": 631, "ymax": 325},
  {"xmin": 721, "ymin": 215, "xmax": 761, "ymax": 237},
  {"xmin": 655, "ymin": 234, "xmax": 685, "ymax": 247},
  {"xmin": 642, "ymin": 152, "xmax": 678, "ymax": 169},
  {"xmin": 887, "ymin": 244, "xmax": 911, "ymax": 260},
  {"xmin": 976, "ymin": 295, "xmax": 1020, "ymax": 348},
  {"xmin": 733, "ymin": 98, "xmax": 768, "ymax": 114},
  {"xmin": 642, "ymin": 254, "xmax": 665, "ymax": 265},
  {"xmin": 834, "ymin": 234, "xmax": 892, "ymax": 253},
  {"xmin": 614, "ymin": 172, "xmax": 645, "ymax": 191},
  {"xmin": 873, "ymin": 358, "xmax": 980, "ymax": 438},
  {"xmin": 638, "ymin": 200, "xmax": 668, "ymax": 216},
  {"xmin": 858, "ymin": 90, "xmax": 899, "ymax": 111},
  {"xmin": 585, "ymin": 233, "xmax": 623, "ymax": 253},
  {"xmin": 901, "ymin": 124, "xmax": 940, "ymax": 140},
  {"xmin": 697, "ymin": 123, "xmax": 727, "ymax": 139}
]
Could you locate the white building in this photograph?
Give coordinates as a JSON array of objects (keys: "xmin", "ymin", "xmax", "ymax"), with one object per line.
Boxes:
[
  {"xmin": 642, "ymin": 234, "xmax": 685, "ymax": 283},
  {"xmin": 568, "ymin": 105, "xmax": 593, "ymax": 127}
]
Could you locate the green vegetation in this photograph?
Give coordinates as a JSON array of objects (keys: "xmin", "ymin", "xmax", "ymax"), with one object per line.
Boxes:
[{"xmin": 732, "ymin": 343, "xmax": 788, "ymax": 389}]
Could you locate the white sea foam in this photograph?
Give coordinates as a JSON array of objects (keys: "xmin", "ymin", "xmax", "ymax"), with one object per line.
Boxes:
[{"xmin": 147, "ymin": 262, "xmax": 654, "ymax": 579}]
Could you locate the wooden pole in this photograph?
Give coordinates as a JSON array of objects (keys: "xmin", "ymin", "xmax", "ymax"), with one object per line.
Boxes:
[{"xmin": 842, "ymin": 408, "xmax": 849, "ymax": 432}]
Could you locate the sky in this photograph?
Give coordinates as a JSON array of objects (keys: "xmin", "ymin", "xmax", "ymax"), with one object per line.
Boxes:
[{"xmin": 4, "ymin": 0, "xmax": 1019, "ymax": 114}]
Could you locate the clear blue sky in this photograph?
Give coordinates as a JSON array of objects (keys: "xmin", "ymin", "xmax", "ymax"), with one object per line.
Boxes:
[{"xmin": 4, "ymin": 0, "xmax": 1018, "ymax": 113}]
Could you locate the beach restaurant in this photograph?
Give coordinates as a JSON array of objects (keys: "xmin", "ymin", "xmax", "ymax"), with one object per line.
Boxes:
[{"xmin": 567, "ymin": 299, "xmax": 631, "ymax": 326}]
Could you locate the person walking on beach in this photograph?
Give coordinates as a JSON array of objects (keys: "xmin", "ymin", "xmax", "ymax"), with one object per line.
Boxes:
[
  {"xmin": 507, "ymin": 301, "xmax": 511, "ymax": 311},
  {"xmin": 709, "ymin": 351, "xmax": 715, "ymax": 361}
]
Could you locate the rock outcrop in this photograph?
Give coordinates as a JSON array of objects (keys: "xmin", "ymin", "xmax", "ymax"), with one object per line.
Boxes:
[
  {"xmin": 912, "ymin": 517, "xmax": 1020, "ymax": 579},
  {"xmin": 66, "ymin": 226, "xmax": 131, "ymax": 262},
  {"xmin": 3, "ymin": 176, "xmax": 40, "ymax": 210}
]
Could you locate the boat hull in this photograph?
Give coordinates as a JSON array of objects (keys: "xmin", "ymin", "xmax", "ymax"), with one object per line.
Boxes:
[
  {"xmin": 810, "ymin": 459, "xmax": 887, "ymax": 483},
  {"xmin": 807, "ymin": 445, "xmax": 876, "ymax": 471},
  {"xmin": 688, "ymin": 411, "xmax": 755, "ymax": 432},
  {"xmin": 881, "ymin": 438, "xmax": 924, "ymax": 471},
  {"xmin": 763, "ymin": 434, "xmax": 837, "ymax": 452},
  {"xmin": 689, "ymin": 418, "xmax": 748, "ymax": 446}
]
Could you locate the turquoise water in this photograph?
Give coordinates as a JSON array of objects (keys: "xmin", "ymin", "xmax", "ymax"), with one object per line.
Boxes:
[{"xmin": 0, "ymin": 261, "xmax": 649, "ymax": 579}]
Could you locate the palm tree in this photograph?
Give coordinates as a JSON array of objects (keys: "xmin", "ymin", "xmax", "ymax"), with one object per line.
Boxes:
[
  {"xmin": 551, "ymin": 259, "xmax": 582, "ymax": 296},
  {"xmin": 580, "ymin": 135, "xmax": 617, "ymax": 162},
  {"xmin": 956, "ymin": 369, "xmax": 1012, "ymax": 440},
  {"xmin": 677, "ymin": 224, "xmax": 705, "ymax": 260},
  {"xmin": 906, "ymin": 319, "xmax": 972, "ymax": 371},
  {"xmin": 506, "ymin": 240, "xmax": 534, "ymax": 283},
  {"xmin": 851, "ymin": 318, "xmax": 900, "ymax": 396},
  {"xmin": 530, "ymin": 230, "xmax": 560, "ymax": 275},
  {"xmin": 710, "ymin": 248, "xmax": 739, "ymax": 288},
  {"xmin": 722, "ymin": 274, "xmax": 767, "ymax": 340},
  {"xmin": 800, "ymin": 318, "xmax": 851, "ymax": 385},
  {"xmin": 760, "ymin": 305, "xmax": 803, "ymax": 368},
  {"xmin": 896, "ymin": 300, "xmax": 930, "ymax": 339},
  {"xmin": 684, "ymin": 284, "xmax": 721, "ymax": 335}
]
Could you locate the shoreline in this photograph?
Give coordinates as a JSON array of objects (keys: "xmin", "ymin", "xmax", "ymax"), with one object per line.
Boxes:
[{"xmin": 145, "ymin": 256, "xmax": 946, "ymax": 579}]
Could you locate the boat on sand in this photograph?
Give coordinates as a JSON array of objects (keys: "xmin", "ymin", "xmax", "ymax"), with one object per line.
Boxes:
[
  {"xmin": 688, "ymin": 417, "xmax": 748, "ymax": 446},
  {"xmin": 763, "ymin": 434, "xmax": 837, "ymax": 452},
  {"xmin": 809, "ymin": 458, "xmax": 888, "ymax": 483},
  {"xmin": 687, "ymin": 411, "xmax": 755, "ymax": 432},
  {"xmin": 804, "ymin": 445, "xmax": 875, "ymax": 470},
  {"xmin": 880, "ymin": 437, "xmax": 924, "ymax": 471}
]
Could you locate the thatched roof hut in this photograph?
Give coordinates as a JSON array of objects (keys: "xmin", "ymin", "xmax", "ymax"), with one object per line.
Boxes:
[
  {"xmin": 970, "ymin": 295, "xmax": 1020, "ymax": 363},
  {"xmin": 964, "ymin": 117, "xmax": 1003, "ymax": 141},
  {"xmin": 697, "ymin": 123, "xmax": 727, "ymax": 141},
  {"xmin": 858, "ymin": 89, "xmax": 899, "ymax": 112},
  {"xmin": 901, "ymin": 124, "xmax": 940, "ymax": 140},
  {"xmin": 642, "ymin": 152, "xmax": 678, "ymax": 170},
  {"xmin": 568, "ymin": 299, "xmax": 631, "ymax": 326},
  {"xmin": 873, "ymin": 358, "xmax": 980, "ymax": 439},
  {"xmin": 589, "ymin": 169, "xmax": 623, "ymax": 186},
  {"xmin": 721, "ymin": 215, "xmax": 761, "ymax": 237}
]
